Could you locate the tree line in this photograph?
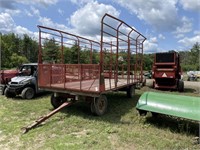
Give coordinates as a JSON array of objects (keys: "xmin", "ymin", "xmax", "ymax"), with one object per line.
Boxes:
[
  {"xmin": 1, "ymin": 33, "xmax": 38, "ymax": 68},
  {"xmin": 1, "ymin": 33, "xmax": 199, "ymax": 71}
]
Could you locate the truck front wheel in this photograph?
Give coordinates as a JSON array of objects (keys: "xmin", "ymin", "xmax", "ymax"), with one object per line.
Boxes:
[
  {"xmin": 22, "ymin": 87, "xmax": 35, "ymax": 99},
  {"xmin": 5, "ymin": 88, "xmax": 16, "ymax": 98}
]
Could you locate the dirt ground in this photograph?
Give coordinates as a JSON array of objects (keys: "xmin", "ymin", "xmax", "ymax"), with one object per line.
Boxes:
[{"xmin": 145, "ymin": 79, "xmax": 200, "ymax": 95}]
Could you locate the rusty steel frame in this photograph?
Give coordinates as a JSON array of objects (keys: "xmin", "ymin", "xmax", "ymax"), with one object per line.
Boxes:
[
  {"xmin": 37, "ymin": 13, "xmax": 146, "ymax": 96},
  {"xmin": 100, "ymin": 14, "xmax": 146, "ymax": 89}
]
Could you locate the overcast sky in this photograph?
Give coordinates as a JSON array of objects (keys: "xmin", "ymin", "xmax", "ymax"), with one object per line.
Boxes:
[{"xmin": 0, "ymin": 0, "xmax": 199, "ymax": 53}]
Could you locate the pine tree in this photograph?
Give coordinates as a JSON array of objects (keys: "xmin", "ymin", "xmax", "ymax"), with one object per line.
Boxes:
[{"xmin": 43, "ymin": 38, "xmax": 60, "ymax": 63}]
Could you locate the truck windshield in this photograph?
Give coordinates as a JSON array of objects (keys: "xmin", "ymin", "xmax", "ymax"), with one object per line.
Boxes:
[
  {"xmin": 156, "ymin": 53, "xmax": 174, "ymax": 63},
  {"xmin": 19, "ymin": 65, "xmax": 37, "ymax": 76}
]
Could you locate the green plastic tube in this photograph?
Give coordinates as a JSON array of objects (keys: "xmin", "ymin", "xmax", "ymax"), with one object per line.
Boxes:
[{"xmin": 136, "ymin": 92, "xmax": 200, "ymax": 121}]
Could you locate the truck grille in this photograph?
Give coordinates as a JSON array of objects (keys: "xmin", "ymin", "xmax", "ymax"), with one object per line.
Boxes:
[{"xmin": 11, "ymin": 82, "xmax": 18, "ymax": 84}]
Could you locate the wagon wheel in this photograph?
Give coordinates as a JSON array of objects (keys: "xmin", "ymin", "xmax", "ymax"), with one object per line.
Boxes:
[
  {"xmin": 22, "ymin": 87, "xmax": 35, "ymax": 99},
  {"xmin": 127, "ymin": 85, "xmax": 135, "ymax": 98},
  {"xmin": 91, "ymin": 95, "xmax": 108, "ymax": 116},
  {"xmin": 51, "ymin": 94, "xmax": 65, "ymax": 109},
  {"xmin": 90, "ymin": 99, "xmax": 95, "ymax": 114},
  {"xmin": 178, "ymin": 80, "xmax": 184, "ymax": 92}
]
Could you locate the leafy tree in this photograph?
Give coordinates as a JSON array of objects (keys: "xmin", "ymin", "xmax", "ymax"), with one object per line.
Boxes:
[
  {"xmin": 143, "ymin": 54, "xmax": 154, "ymax": 71},
  {"xmin": 189, "ymin": 42, "xmax": 199, "ymax": 70},
  {"xmin": 92, "ymin": 49, "xmax": 100, "ymax": 64},
  {"xmin": 71, "ymin": 44, "xmax": 79, "ymax": 64},
  {"xmin": 43, "ymin": 38, "xmax": 60, "ymax": 63},
  {"xmin": 180, "ymin": 42, "xmax": 200, "ymax": 71},
  {"xmin": 80, "ymin": 48, "xmax": 91, "ymax": 64},
  {"xmin": 21, "ymin": 34, "xmax": 38, "ymax": 63},
  {"xmin": 1, "ymin": 33, "xmax": 21, "ymax": 68},
  {"xmin": 10, "ymin": 53, "xmax": 29, "ymax": 68},
  {"xmin": 1, "ymin": 33, "xmax": 39, "ymax": 69},
  {"xmin": 63, "ymin": 47, "xmax": 72, "ymax": 63}
]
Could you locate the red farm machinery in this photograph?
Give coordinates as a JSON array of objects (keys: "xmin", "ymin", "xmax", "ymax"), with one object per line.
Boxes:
[
  {"xmin": 0, "ymin": 69, "xmax": 18, "ymax": 95},
  {"xmin": 152, "ymin": 51, "xmax": 184, "ymax": 92}
]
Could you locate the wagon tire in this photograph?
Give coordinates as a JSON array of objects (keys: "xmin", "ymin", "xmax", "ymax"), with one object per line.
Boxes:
[
  {"xmin": 90, "ymin": 100, "xmax": 95, "ymax": 114},
  {"xmin": 178, "ymin": 80, "xmax": 184, "ymax": 92},
  {"xmin": 5, "ymin": 87, "xmax": 16, "ymax": 98},
  {"xmin": 127, "ymin": 85, "xmax": 135, "ymax": 98},
  {"xmin": 51, "ymin": 94, "xmax": 64, "ymax": 109},
  {"xmin": 92, "ymin": 95, "xmax": 108, "ymax": 116},
  {"xmin": 22, "ymin": 87, "xmax": 35, "ymax": 99}
]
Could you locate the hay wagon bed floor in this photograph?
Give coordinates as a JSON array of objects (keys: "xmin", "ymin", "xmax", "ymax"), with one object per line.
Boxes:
[{"xmin": 49, "ymin": 78, "xmax": 135, "ymax": 92}]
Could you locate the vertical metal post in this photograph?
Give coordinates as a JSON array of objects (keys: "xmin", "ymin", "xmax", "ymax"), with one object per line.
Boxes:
[
  {"xmin": 77, "ymin": 39, "xmax": 80, "ymax": 64},
  {"xmin": 135, "ymin": 37, "xmax": 138, "ymax": 81},
  {"xmin": 109, "ymin": 41, "xmax": 113, "ymax": 89},
  {"xmin": 90, "ymin": 41, "xmax": 93, "ymax": 64},
  {"xmin": 115, "ymin": 22, "xmax": 123, "ymax": 88},
  {"xmin": 99, "ymin": 14, "xmax": 107, "ymax": 92},
  {"xmin": 38, "ymin": 26, "xmax": 42, "ymax": 64},
  {"xmin": 80, "ymin": 64, "xmax": 82, "ymax": 90},
  {"xmin": 128, "ymin": 29, "xmax": 133, "ymax": 84},
  {"xmin": 141, "ymin": 38, "xmax": 146, "ymax": 83},
  {"xmin": 127, "ymin": 38, "xmax": 130, "ymax": 84},
  {"xmin": 60, "ymin": 32, "xmax": 64, "ymax": 64},
  {"xmin": 64, "ymin": 64, "xmax": 66, "ymax": 89},
  {"xmin": 37, "ymin": 27, "xmax": 42, "ymax": 87},
  {"xmin": 136, "ymin": 35, "xmax": 140, "ymax": 81}
]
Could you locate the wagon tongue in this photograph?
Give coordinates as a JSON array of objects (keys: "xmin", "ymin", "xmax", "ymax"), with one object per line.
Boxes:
[
  {"xmin": 136, "ymin": 92, "xmax": 200, "ymax": 121},
  {"xmin": 22, "ymin": 101, "xmax": 73, "ymax": 134}
]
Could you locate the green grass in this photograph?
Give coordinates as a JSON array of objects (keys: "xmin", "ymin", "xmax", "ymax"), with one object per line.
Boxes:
[{"xmin": 0, "ymin": 89, "xmax": 199, "ymax": 150}]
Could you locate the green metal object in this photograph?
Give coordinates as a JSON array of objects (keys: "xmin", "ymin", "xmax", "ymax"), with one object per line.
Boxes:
[{"xmin": 136, "ymin": 92, "xmax": 200, "ymax": 121}]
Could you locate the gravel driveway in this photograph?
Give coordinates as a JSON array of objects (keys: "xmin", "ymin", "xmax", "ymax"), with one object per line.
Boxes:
[{"xmin": 145, "ymin": 79, "xmax": 200, "ymax": 94}]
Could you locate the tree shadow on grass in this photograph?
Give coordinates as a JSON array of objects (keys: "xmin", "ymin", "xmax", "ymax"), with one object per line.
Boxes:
[
  {"xmin": 144, "ymin": 114, "xmax": 199, "ymax": 136},
  {"xmin": 56, "ymin": 92, "xmax": 199, "ymax": 137},
  {"xmin": 27, "ymin": 91, "xmax": 199, "ymax": 138},
  {"xmin": 8, "ymin": 92, "xmax": 51, "ymax": 101},
  {"xmin": 184, "ymin": 88, "xmax": 198, "ymax": 93},
  {"xmin": 58, "ymin": 92, "xmax": 141, "ymax": 124}
]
